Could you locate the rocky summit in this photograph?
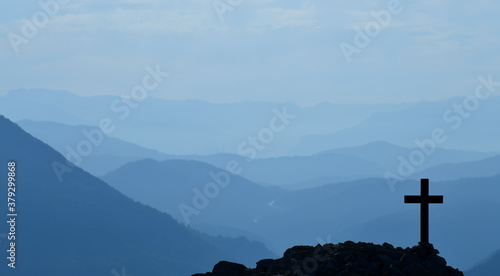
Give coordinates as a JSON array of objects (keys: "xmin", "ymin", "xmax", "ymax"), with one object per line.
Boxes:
[{"xmin": 194, "ymin": 241, "xmax": 464, "ymax": 276}]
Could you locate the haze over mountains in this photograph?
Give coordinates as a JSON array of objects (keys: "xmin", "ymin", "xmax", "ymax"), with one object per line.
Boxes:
[
  {"xmin": 1, "ymin": 88, "xmax": 499, "ymax": 274},
  {"xmin": 292, "ymin": 96, "xmax": 500, "ymax": 154},
  {"xmin": 0, "ymin": 116, "xmax": 273, "ymax": 275},
  {"xmin": 3, "ymin": 89, "xmax": 500, "ymax": 157},
  {"xmin": 175, "ymin": 141, "xmax": 497, "ymax": 189},
  {"xmin": 17, "ymin": 117, "xmax": 498, "ymax": 188}
]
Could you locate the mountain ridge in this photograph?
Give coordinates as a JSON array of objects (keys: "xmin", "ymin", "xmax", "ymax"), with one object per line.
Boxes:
[{"xmin": 0, "ymin": 115, "xmax": 273, "ymax": 275}]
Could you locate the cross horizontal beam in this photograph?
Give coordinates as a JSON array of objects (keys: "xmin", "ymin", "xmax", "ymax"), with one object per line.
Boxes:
[{"xmin": 405, "ymin": 195, "xmax": 443, "ymax": 204}]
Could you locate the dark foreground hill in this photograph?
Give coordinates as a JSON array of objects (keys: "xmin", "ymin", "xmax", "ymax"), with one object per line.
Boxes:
[
  {"xmin": 0, "ymin": 115, "xmax": 272, "ymax": 275},
  {"xmin": 195, "ymin": 241, "xmax": 463, "ymax": 276}
]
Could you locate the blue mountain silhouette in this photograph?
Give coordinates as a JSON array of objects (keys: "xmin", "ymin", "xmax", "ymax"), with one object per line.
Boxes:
[{"xmin": 0, "ymin": 115, "xmax": 273, "ymax": 275}]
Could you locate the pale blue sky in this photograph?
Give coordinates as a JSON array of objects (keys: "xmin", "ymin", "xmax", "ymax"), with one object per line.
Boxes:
[{"xmin": 1, "ymin": 0, "xmax": 499, "ymax": 105}]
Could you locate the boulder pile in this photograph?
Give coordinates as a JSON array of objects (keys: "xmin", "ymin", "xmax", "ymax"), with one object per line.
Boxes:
[{"xmin": 194, "ymin": 241, "xmax": 463, "ymax": 275}]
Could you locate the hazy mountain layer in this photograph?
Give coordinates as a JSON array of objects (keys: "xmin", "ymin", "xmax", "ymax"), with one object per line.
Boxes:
[{"xmin": 0, "ymin": 115, "xmax": 273, "ymax": 275}]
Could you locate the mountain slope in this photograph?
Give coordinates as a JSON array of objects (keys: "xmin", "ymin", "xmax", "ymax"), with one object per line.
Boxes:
[
  {"xmin": 102, "ymin": 159, "xmax": 286, "ymax": 241},
  {"xmin": 466, "ymin": 248, "xmax": 500, "ymax": 276},
  {"xmin": 0, "ymin": 115, "xmax": 272, "ymax": 275},
  {"xmin": 17, "ymin": 119, "xmax": 172, "ymax": 176}
]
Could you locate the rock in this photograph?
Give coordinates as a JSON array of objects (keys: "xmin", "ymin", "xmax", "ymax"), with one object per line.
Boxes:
[
  {"xmin": 355, "ymin": 256, "xmax": 369, "ymax": 268},
  {"xmin": 388, "ymin": 264, "xmax": 404, "ymax": 275},
  {"xmin": 256, "ymin": 259, "xmax": 274, "ymax": 271},
  {"xmin": 378, "ymin": 254, "xmax": 396, "ymax": 265},
  {"xmin": 382, "ymin": 242, "xmax": 394, "ymax": 250},
  {"xmin": 212, "ymin": 261, "xmax": 247, "ymax": 276},
  {"xmin": 404, "ymin": 263, "xmax": 433, "ymax": 276},
  {"xmin": 423, "ymin": 258, "xmax": 445, "ymax": 276},
  {"xmin": 339, "ymin": 271, "xmax": 357, "ymax": 276},
  {"xmin": 400, "ymin": 252, "xmax": 420, "ymax": 267},
  {"xmin": 427, "ymin": 254, "xmax": 447, "ymax": 267},
  {"xmin": 193, "ymin": 242, "xmax": 464, "ymax": 276}
]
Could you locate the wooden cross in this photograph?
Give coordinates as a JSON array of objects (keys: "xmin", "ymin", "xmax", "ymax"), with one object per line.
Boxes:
[{"xmin": 404, "ymin": 179, "xmax": 443, "ymax": 244}]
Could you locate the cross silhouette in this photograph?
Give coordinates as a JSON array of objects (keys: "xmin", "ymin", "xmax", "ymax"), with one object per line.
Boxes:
[{"xmin": 404, "ymin": 179, "xmax": 443, "ymax": 244}]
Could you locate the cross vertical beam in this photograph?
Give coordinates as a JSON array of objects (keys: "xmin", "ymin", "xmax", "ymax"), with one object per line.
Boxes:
[
  {"xmin": 421, "ymin": 179, "xmax": 429, "ymax": 244},
  {"xmin": 404, "ymin": 179, "xmax": 443, "ymax": 244}
]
